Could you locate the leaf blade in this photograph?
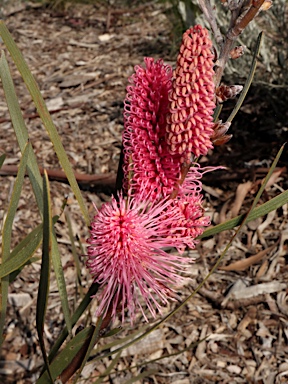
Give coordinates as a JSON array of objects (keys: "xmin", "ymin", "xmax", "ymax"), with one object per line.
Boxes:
[
  {"xmin": 0, "ymin": 142, "xmax": 31, "ymax": 345},
  {"xmin": 0, "ymin": 50, "xmax": 43, "ymax": 212},
  {"xmin": 36, "ymin": 171, "xmax": 53, "ymax": 383},
  {"xmin": 36, "ymin": 326, "xmax": 95, "ymax": 384},
  {"xmin": 0, "ymin": 225, "xmax": 42, "ymax": 279}
]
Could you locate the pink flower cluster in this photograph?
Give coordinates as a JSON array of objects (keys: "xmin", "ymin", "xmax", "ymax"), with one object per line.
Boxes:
[
  {"xmin": 87, "ymin": 26, "xmax": 216, "ymax": 323},
  {"xmin": 122, "ymin": 57, "xmax": 181, "ymax": 200}
]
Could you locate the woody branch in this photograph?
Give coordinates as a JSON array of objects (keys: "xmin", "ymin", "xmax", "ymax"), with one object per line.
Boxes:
[{"xmin": 198, "ymin": 0, "xmax": 266, "ymax": 88}]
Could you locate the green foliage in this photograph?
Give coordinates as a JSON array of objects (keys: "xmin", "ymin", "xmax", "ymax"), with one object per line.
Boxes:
[{"xmin": 37, "ymin": 326, "xmax": 95, "ymax": 383}]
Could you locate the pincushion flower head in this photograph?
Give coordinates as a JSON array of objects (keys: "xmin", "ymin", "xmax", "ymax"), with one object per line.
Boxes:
[
  {"xmin": 166, "ymin": 25, "xmax": 216, "ymax": 163},
  {"xmin": 86, "ymin": 189, "xmax": 198, "ymax": 323},
  {"xmin": 86, "ymin": 171, "xmax": 211, "ymax": 323}
]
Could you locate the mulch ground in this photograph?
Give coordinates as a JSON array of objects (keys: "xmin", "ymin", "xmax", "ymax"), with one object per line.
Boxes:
[{"xmin": 1, "ymin": 1, "xmax": 288, "ymax": 383}]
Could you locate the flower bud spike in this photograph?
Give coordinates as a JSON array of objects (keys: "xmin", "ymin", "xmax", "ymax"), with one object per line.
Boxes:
[{"xmin": 166, "ymin": 25, "xmax": 216, "ymax": 161}]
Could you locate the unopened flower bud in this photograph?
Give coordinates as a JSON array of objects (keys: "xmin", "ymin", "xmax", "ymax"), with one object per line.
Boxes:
[
  {"xmin": 213, "ymin": 134, "xmax": 233, "ymax": 146},
  {"xmin": 260, "ymin": 0, "xmax": 272, "ymax": 11},
  {"xmin": 216, "ymin": 84, "xmax": 243, "ymax": 103},
  {"xmin": 230, "ymin": 45, "xmax": 245, "ymax": 59},
  {"xmin": 211, "ymin": 120, "xmax": 231, "ymax": 141}
]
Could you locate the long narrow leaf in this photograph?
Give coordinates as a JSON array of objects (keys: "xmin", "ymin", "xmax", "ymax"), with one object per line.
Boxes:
[
  {"xmin": 238, "ymin": 144, "xmax": 283, "ymax": 228},
  {"xmin": 199, "ymin": 187, "xmax": 288, "ymax": 238},
  {"xmin": 0, "ymin": 225, "xmax": 43, "ymax": 278},
  {"xmin": 0, "ymin": 50, "xmax": 43, "ymax": 213},
  {"xmin": 1, "ymin": 143, "xmax": 31, "ymax": 258},
  {"xmin": 48, "ymin": 282, "xmax": 99, "ymax": 362},
  {"xmin": 0, "ymin": 22, "xmax": 90, "ymax": 226},
  {"xmin": 36, "ymin": 171, "xmax": 53, "ymax": 383},
  {"xmin": 9, "ymin": 257, "xmax": 40, "ymax": 284},
  {"xmin": 72, "ymin": 317, "xmax": 103, "ymax": 383},
  {"xmin": 200, "ymin": 145, "xmax": 286, "ymax": 239},
  {"xmin": 37, "ymin": 326, "xmax": 95, "ymax": 384},
  {"xmin": 1, "ymin": 33, "xmax": 76, "ymax": 340},
  {"xmin": 191, "ymin": 146, "xmax": 286, "ymax": 322},
  {"xmin": 0, "ymin": 142, "xmax": 31, "ymax": 345}
]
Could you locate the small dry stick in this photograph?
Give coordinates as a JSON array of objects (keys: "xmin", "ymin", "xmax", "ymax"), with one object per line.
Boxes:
[
  {"xmin": 198, "ymin": 0, "xmax": 224, "ymax": 46},
  {"xmin": 199, "ymin": 0, "xmax": 266, "ymax": 88}
]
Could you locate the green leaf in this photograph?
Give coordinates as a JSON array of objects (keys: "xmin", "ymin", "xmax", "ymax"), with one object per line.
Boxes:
[
  {"xmin": 72, "ymin": 317, "xmax": 103, "ymax": 384},
  {"xmin": 0, "ymin": 22, "xmax": 90, "ymax": 226},
  {"xmin": 1, "ymin": 27, "xmax": 78, "ymax": 340},
  {"xmin": 1, "ymin": 143, "xmax": 31, "ymax": 260},
  {"xmin": 102, "ymin": 327, "xmax": 123, "ymax": 338},
  {"xmin": 0, "ymin": 142, "xmax": 31, "ymax": 345},
  {"xmin": 200, "ymin": 145, "xmax": 286, "ymax": 239},
  {"xmin": 37, "ymin": 326, "xmax": 95, "ymax": 384},
  {"xmin": 47, "ymin": 282, "xmax": 99, "ymax": 363},
  {"xmin": 9, "ymin": 257, "xmax": 40, "ymax": 284},
  {"xmin": 36, "ymin": 171, "xmax": 53, "ymax": 383},
  {"xmin": 194, "ymin": 146, "xmax": 286, "ymax": 316},
  {"xmin": 0, "ymin": 50, "xmax": 43, "ymax": 213},
  {"xmin": 0, "ymin": 225, "xmax": 42, "ymax": 278}
]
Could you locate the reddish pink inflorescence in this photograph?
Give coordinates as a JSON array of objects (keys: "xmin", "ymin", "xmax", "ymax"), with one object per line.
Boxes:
[
  {"xmin": 86, "ymin": 173, "xmax": 211, "ymax": 322},
  {"xmin": 86, "ymin": 190, "xmax": 197, "ymax": 323},
  {"xmin": 86, "ymin": 26, "xmax": 217, "ymax": 323},
  {"xmin": 123, "ymin": 57, "xmax": 181, "ymax": 200},
  {"xmin": 167, "ymin": 25, "xmax": 216, "ymax": 162}
]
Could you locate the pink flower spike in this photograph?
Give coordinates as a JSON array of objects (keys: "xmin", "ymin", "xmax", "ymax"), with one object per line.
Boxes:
[
  {"xmin": 86, "ymin": 191, "xmax": 194, "ymax": 324},
  {"xmin": 167, "ymin": 25, "xmax": 216, "ymax": 162},
  {"xmin": 123, "ymin": 57, "xmax": 181, "ymax": 200}
]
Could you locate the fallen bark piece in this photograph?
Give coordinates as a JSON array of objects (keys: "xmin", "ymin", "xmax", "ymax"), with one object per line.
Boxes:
[
  {"xmin": 220, "ymin": 242, "xmax": 277, "ymax": 271},
  {"xmin": 229, "ymin": 281, "xmax": 286, "ymax": 301}
]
